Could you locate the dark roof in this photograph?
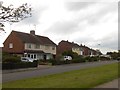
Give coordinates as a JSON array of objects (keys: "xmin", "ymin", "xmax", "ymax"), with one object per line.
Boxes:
[
  {"xmin": 60, "ymin": 40, "xmax": 80, "ymax": 48},
  {"xmin": 13, "ymin": 30, "xmax": 56, "ymax": 46}
]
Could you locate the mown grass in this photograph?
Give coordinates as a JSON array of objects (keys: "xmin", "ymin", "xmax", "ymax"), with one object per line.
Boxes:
[{"xmin": 2, "ymin": 63, "xmax": 118, "ymax": 88}]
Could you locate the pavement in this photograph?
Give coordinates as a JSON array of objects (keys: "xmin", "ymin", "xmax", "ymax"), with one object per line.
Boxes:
[{"xmin": 95, "ymin": 78, "xmax": 119, "ymax": 88}]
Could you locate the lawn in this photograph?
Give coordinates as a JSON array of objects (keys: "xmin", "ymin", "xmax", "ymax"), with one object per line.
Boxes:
[{"xmin": 2, "ymin": 63, "xmax": 118, "ymax": 88}]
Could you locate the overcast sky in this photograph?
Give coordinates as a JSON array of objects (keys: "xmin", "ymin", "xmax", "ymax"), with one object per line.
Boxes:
[{"xmin": 0, "ymin": 0, "xmax": 118, "ymax": 54}]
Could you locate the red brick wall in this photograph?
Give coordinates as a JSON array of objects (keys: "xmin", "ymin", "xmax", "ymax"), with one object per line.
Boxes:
[
  {"xmin": 57, "ymin": 41, "xmax": 72, "ymax": 56},
  {"xmin": 3, "ymin": 31, "xmax": 24, "ymax": 54}
]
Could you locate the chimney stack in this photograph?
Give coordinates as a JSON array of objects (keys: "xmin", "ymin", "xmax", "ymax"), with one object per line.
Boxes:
[{"xmin": 30, "ymin": 30, "xmax": 35, "ymax": 35}]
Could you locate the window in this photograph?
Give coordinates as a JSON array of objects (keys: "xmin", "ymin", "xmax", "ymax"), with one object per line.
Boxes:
[
  {"xmin": 52, "ymin": 47, "xmax": 55, "ymax": 50},
  {"xmin": 9, "ymin": 43, "xmax": 13, "ymax": 48},
  {"xmin": 35, "ymin": 44, "xmax": 40, "ymax": 49},
  {"xmin": 34, "ymin": 54, "xmax": 36, "ymax": 59},
  {"xmin": 31, "ymin": 54, "xmax": 33, "ymax": 59},
  {"xmin": 28, "ymin": 54, "xmax": 30, "ymax": 58},
  {"xmin": 45, "ymin": 45, "xmax": 49, "ymax": 50},
  {"xmin": 27, "ymin": 44, "xmax": 31, "ymax": 48}
]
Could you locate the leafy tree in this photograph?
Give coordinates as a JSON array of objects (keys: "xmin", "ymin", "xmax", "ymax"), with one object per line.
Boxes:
[
  {"xmin": 0, "ymin": 1, "xmax": 32, "ymax": 32},
  {"xmin": 106, "ymin": 51, "xmax": 118, "ymax": 59},
  {"xmin": 62, "ymin": 50, "xmax": 78, "ymax": 59}
]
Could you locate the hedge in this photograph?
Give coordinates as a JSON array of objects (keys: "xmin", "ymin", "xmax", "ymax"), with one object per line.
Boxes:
[{"xmin": 2, "ymin": 62, "xmax": 38, "ymax": 70}]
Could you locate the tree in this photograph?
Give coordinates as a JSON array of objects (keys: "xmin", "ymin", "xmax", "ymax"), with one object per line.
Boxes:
[
  {"xmin": 0, "ymin": 1, "xmax": 32, "ymax": 32},
  {"xmin": 62, "ymin": 50, "xmax": 79, "ymax": 59},
  {"xmin": 106, "ymin": 51, "xmax": 118, "ymax": 59}
]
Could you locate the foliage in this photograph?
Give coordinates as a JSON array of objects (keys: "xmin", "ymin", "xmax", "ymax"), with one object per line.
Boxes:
[
  {"xmin": 2, "ymin": 62, "xmax": 38, "ymax": 70},
  {"xmin": 2, "ymin": 52, "xmax": 21, "ymax": 63},
  {"xmin": 3, "ymin": 57, "xmax": 21, "ymax": 63},
  {"xmin": 99, "ymin": 56, "xmax": 111, "ymax": 61},
  {"xmin": 0, "ymin": 1, "xmax": 32, "ymax": 32},
  {"xmin": 62, "ymin": 50, "xmax": 79, "ymax": 59},
  {"xmin": 84, "ymin": 56, "xmax": 99, "ymax": 62},
  {"xmin": 72, "ymin": 55, "xmax": 85, "ymax": 63},
  {"xmin": 0, "ymin": 2, "xmax": 32, "ymax": 22},
  {"xmin": 106, "ymin": 51, "xmax": 118, "ymax": 59}
]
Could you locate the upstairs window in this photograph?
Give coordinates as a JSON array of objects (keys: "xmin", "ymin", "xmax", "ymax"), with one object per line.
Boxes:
[
  {"xmin": 45, "ymin": 45, "xmax": 50, "ymax": 50},
  {"xmin": 9, "ymin": 43, "xmax": 13, "ymax": 48},
  {"xmin": 52, "ymin": 47, "xmax": 55, "ymax": 50},
  {"xmin": 27, "ymin": 44, "xmax": 31, "ymax": 49},
  {"xmin": 35, "ymin": 44, "xmax": 40, "ymax": 49}
]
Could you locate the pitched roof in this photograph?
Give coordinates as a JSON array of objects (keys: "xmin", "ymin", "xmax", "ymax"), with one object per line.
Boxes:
[
  {"xmin": 60, "ymin": 40, "xmax": 80, "ymax": 48},
  {"xmin": 13, "ymin": 30, "xmax": 56, "ymax": 46}
]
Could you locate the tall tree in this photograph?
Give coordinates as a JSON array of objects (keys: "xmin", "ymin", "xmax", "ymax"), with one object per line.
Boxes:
[{"xmin": 0, "ymin": 1, "xmax": 32, "ymax": 32}]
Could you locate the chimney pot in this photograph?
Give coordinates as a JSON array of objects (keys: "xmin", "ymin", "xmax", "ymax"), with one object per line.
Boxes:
[{"xmin": 30, "ymin": 30, "xmax": 35, "ymax": 35}]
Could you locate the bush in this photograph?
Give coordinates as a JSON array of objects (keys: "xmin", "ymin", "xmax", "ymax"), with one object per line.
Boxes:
[
  {"xmin": 2, "ymin": 52, "xmax": 21, "ymax": 63},
  {"xmin": 71, "ymin": 59, "xmax": 80, "ymax": 63},
  {"xmin": 48, "ymin": 59, "xmax": 71, "ymax": 65},
  {"xmin": 3, "ymin": 57, "xmax": 21, "ymax": 63},
  {"xmin": 2, "ymin": 62, "xmax": 38, "ymax": 70},
  {"xmin": 99, "ymin": 56, "xmax": 111, "ymax": 61},
  {"xmin": 71, "ymin": 55, "xmax": 85, "ymax": 63},
  {"xmin": 83, "ymin": 56, "xmax": 99, "ymax": 62}
]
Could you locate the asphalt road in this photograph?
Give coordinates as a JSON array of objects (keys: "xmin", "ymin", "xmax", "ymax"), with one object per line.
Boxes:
[{"xmin": 2, "ymin": 60, "xmax": 118, "ymax": 83}]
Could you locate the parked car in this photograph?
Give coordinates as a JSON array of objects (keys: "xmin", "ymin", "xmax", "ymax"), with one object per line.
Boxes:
[
  {"xmin": 63, "ymin": 56, "xmax": 72, "ymax": 61},
  {"xmin": 21, "ymin": 57, "xmax": 35, "ymax": 62}
]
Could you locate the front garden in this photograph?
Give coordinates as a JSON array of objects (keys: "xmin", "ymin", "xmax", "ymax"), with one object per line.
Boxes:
[
  {"xmin": 2, "ymin": 51, "xmax": 112, "ymax": 70},
  {"xmin": 2, "ymin": 52, "xmax": 38, "ymax": 70}
]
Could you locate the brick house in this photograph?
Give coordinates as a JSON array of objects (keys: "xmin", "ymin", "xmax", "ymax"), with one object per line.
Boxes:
[
  {"xmin": 79, "ymin": 44, "xmax": 98, "ymax": 56},
  {"xmin": 57, "ymin": 40, "xmax": 81, "ymax": 56},
  {"xmin": 57, "ymin": 40, "xmax": 99, "ymax": 57},
  {"xmin": 3, "ymin": 30, "xmax": 57, "ymax": 60}
]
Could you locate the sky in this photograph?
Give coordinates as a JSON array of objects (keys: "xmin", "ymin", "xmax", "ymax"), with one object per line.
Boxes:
[{"xmin": 0, "ymin": 0, "xmax": 118, "ymax": 54}]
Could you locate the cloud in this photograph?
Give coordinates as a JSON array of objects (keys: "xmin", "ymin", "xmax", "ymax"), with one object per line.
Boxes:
[
  {"xmin": 45, "ymin": 20, "xmax": 80, "ymax": 35},
  {"xmin": 20, "ymin": 7, "xmax": 47, "ymax": 25},
  {"xmin": 66, "ymin": 2, "xmax": 96, "ymax": 11},
  {"xmin": 77, "ymin": 2, "xmax": 117, "ymax": 25},
  {"xmin": 100, "ymin": 32, "xmax": 118, "ymax": 50}
]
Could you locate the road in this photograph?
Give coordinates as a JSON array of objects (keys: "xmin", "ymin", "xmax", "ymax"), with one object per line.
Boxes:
[{"xmin": 2, "ymin": 61, "xmax": 118, "ymax": 83}]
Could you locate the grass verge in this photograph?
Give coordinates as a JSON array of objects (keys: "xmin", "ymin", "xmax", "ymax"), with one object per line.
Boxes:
[{"xmin": 2, "ymin": 63, "xmax": 118, "ymax": 88}]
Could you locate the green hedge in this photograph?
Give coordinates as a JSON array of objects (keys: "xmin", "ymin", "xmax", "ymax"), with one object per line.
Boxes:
[
  {"xmin": 3, "ymin": 57, "xmax": 21, "ymax": 63},
  {"xmin": 48, "ymin": 59, "xmax": 71, "ymax": 65},
  {"xmin": 2, "ymin": 62, "xmax": 38, "ymax": 70}
]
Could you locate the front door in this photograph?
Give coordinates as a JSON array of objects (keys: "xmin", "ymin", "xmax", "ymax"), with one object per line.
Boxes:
[{"xmin": 43, "ymin": 55, "xmax": 46, "ymax": 60}]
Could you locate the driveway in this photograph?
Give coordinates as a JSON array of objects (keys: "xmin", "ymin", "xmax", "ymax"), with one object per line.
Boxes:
[{"xmin": 2, "ymin": 60, "xmax": 118, "ymax": 83}]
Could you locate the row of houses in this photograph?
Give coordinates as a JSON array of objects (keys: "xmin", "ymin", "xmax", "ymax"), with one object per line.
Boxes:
[
  {"xmin": 57, "ymin": 40, "xmax": 101, "ymax": 57},
  {"xmin": 2, "ymin": 30, "xmax": 101, "ymax": 60}
]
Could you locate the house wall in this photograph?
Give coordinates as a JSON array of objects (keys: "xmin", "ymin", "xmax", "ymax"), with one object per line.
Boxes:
[
  {"xmin": 3, "ymin": 32, "xmax": 24, "ymax": 54},
  {"xmin": 24, "ymin": 43, "xmax": 56, "ymax": 55},
  {"xmin": 57, "ymin": 41, "xmax": 72, "ymax": 56},
  {"xmin": 72, "ymin": 47, "xmax": 80, "ymax": 55}
]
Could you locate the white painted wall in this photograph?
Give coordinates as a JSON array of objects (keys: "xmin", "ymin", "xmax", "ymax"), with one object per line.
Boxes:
[{"xmin": 24, "ymin": 43, "xmax": 56, "ymax": 55}]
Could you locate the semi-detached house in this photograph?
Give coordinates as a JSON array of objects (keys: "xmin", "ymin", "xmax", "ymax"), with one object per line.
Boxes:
[
  {"xmin": 57, "ymin": 40, "xmax": 80, "ymax": 56},
  {"xmin": 3, "ymin": 30, "xmax": 57, "ymax": 60}
]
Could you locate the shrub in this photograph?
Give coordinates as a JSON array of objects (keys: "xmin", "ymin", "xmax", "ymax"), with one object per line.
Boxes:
[
  {"xmin": 3, "ymin": 56, "xmax": 21, "ymax": 63},
  {"xmin": 71, "ymin": 55, "xmax": 85, "ymax": 63},
  {"xmin": 2, "ymin": 62, "xmax": 38, "ymax": 70},
  {"xmin": 72, "ymin": 59, "xmax": 80, "ymax": 63},
  {"xmin": 99, "ymin": 56, "xmax": 110, "ymax": 61}
]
